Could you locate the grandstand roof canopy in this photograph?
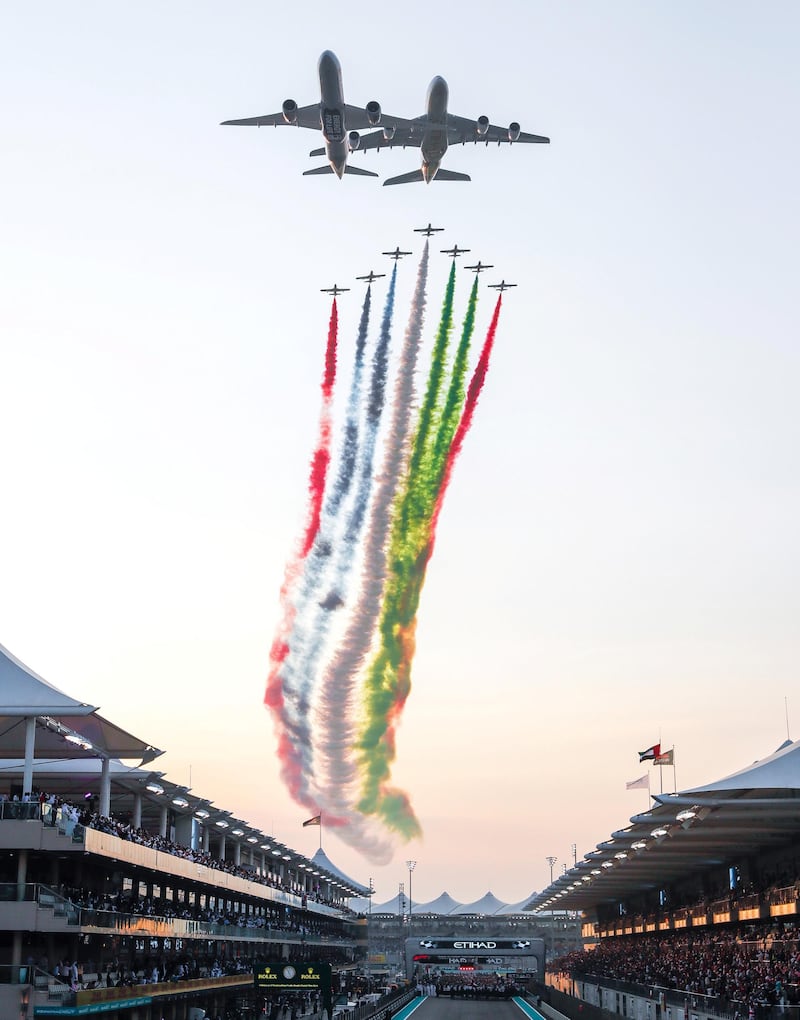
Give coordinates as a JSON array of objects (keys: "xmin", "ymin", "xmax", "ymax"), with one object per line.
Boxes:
[
  {"xmin": 527, "ymin": 738, "xmax": 800, "ymax": 913},
  {"xmin": 0, "ymin": 642, "xmax": 367, "ymax": 899},
  {"xmin": 0, "ymin": 643, "xmax": 161, "ymax": 764},
  {"xmin": 311, "ymin": 848, "xmax": 371, "ymax": 897}
]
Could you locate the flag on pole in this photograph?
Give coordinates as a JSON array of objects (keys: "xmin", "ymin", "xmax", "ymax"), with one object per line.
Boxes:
[
  {"xmin": 303, "ymin": 814, "xmax": 321, "ymax": 827},
  {"xmin": 655, "ymin": 749, "xmax": 674, "ymax": 766},
  {"xmin": 639, "ymin": 743, "xmax": 661, "ymax": 762},
  {"xmin": 626, "ymin": 775, "xmax": 649, "ymax": 790}
]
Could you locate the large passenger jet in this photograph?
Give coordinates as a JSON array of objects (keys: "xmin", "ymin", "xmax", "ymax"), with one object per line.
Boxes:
[
  {"xmin": 222, "ymin": 51, "xmax": 399, "ymax": 179},
  {"xmin": 314, "ymin": 75, "xmax": 550, "ymax": 185}
]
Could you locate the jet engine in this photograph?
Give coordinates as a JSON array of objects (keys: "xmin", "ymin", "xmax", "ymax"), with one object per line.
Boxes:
[
  {"xmin": 382, "ymin": 125, "xmax": 396, "ymax": 141},
  {"xmin": 476, "ymin": 115, "xmax": 490, "ymax": 137},
  {"xmin": 366, "ymin": 100, "xmax": 382, "ymax": 126},
  {"xmin": 348, "ymin": 130, "xmax": 361, "ymax": 151},
  {"xmin": 282, "ymin": 99, "xmax": 298, "ymax": 124},
  {"xmin": 508, "ymin": 121, "xmax": 521, "ymax": 142}
]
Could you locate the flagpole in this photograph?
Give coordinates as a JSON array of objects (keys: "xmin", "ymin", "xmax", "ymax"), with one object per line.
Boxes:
[
  {"xmin": 319, "ymin": 815, "xmax": 323, "ymax": 851},
  {"xmin": 672, "ymin": 747, "xmax": 677, "ymax": 794}
]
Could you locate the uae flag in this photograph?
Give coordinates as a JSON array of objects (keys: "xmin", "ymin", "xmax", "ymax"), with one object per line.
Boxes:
[
  {"xmin": 303, "ymin": 814, "xmax": 321, "ymax": 827},
  {"xmin": 639, "ymin": 743, "xmax": 661, "ymax": 762}
]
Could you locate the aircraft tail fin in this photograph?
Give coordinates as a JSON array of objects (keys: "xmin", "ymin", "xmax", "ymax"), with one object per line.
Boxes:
[
  {"xmin": 432, "ymin": 169, "xmax": 471, "ymax": 182},
  {"xmin": 383, "ymin": 168, "xmax": 472, "ymax": 186},
  {"xmin": 302, "ymin": 164, "xmax": 378, "ymax": 178},
  {"xmin": 383, "ymin": 170, "xmax": 425, "ymax": 186},
  {"xmin": 343, "ymin": 164, "xmax": 379, "ymax": 178}
]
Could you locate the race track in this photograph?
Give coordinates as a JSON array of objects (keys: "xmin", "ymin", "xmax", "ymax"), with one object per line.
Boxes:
[{"xmin": 393, "ymin": 995, "xmax": 544, "ymax": 1020}]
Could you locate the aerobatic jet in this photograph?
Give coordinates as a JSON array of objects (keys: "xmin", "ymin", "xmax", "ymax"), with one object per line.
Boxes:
[
  {"xmin": 465, "ymin": 261, "xmax": 494, "ymax": 274},
  {"xmin": 222, "ymin": 50, "xmax": 402, "ymax": 180},
  {"xmin": 355, "ymin": 270, "xmax": 386, "ymax": 284},
  {"xmin": 489, "ymin": 280, "xmax": 517, "ymax": 292},
  {"xmin": 414, "ymin": 223, "xmax": 445, "ymax": 236},
  {"xmin": 441, "ymin": 245, "xmax": 470, "ymax": 258},
  {"xmin": 320, "ymin": 284, "xmax": 349, "ymax": 295},
  {"xmin": 382, "ymin": 247, "xmax": 412, "ymax": 261},
  {"xmin": 312, "ymin": 75, "xmax": 549, "ymax": 184}
]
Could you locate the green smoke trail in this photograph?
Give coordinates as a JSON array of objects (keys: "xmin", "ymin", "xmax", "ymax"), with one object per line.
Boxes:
[
  {"xmin": 355, "ymin": 270, "xmax": 481, "ymax": 836},
  {"xmin": 401, "ymin": 260, "xmax": 457, "ymax": 532},
  {"xmin": 429, "ymin": 275, "xmax": 480, "ymax": 481}
]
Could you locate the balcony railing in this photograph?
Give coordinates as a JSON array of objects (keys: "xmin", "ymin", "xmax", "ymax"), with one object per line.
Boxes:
[{"xmin": 0, "ymin": 883, "xmax": 354, "ymax": 945}]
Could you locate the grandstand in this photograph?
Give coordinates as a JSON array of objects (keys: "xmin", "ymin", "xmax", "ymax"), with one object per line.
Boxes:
[
  {"xmin": 0, "ymin": 643, "xmax": 372, "ymax": 1020},
  {"xmin": 532, "ymin": 738, "xmax": 800, "ymax": 1020}
]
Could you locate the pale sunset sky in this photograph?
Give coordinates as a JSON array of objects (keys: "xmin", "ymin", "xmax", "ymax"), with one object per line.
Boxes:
[{"xmin": 1, "ymin": 1, "xmax": 798, "ymax": 904}]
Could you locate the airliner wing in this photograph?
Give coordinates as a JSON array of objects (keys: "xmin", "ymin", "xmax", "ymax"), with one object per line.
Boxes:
[
  {"xmin": 221, "ymin": 104, "xmax": 322, "ymax": 129},
  {"xmin": 446, "ymin": 114, "xmax": 550, "ymax": 144},
  {"xmin": 341, "ymin": 105, "xmax": 415, "ymax": 131},
  {"xmin": 341, "ymin": 123, "xmax": 425, "ymax": 154}
]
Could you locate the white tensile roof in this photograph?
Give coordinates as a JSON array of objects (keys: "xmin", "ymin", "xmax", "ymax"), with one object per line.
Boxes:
[
  {"xmin": 528, "ymin": 737, "xmax": 800, "ymax": 913},
  {"xmin": 364, "ymin": 889, "xmax": 538, "ymax": 916}
]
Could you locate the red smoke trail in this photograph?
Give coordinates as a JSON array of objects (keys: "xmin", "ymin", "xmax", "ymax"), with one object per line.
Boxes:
[
  {"xmin": 430, "ymin": 295, "xmax": 502, "ymax": 548},
  {"xmin": 299, "ymin": 300, "xmax": 338, "ymax": 557},
  {"xmin": 264, "ymin": 299, "xmax": 339, "ymax": 803}
]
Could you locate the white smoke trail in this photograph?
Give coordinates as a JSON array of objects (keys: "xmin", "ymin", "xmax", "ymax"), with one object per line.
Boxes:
[
  {"xmin": 280, "ymin": 273, "xmax": 397, "ymax": 804},
  {"xmin": 309, "ymin": 242, "xmax": 430, "ymax": 857}
]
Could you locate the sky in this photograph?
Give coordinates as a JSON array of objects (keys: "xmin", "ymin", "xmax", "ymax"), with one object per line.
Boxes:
[{"xmin": 2, "ymin": 1, "xmax": 799, "ymax": 906}]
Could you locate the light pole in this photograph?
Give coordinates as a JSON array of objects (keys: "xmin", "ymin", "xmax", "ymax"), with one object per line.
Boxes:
[
  {"xmin": 405, "ymin": 860, "xmax": 416, "ymax": 931},
  {"xmin": 546, "ymin": 856, "xmax": 557, "ymax": 885},
  {"xmin": 366, "ymin": 878, "xmax": 374, "ymax": 988},
  {"xmin": 571, "ymin": 843, "xmax": 577, "ymax": 867}
]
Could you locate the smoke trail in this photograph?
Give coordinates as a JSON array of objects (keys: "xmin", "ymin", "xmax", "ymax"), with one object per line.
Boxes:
[
  {"xmin": 278, "ymin": 270, "xmax": 396, "ymax": 807},
  {"xmin": 300, "ymin": 301, "xmax": 338, "ymax": 557},
  {"xmin": 267, "ymin": 291, "xmax": 369, "ymax": 807},
  {"xmin": 312, "ymin": 243, "xmax": 430, "ymax": 852},
  {"xmin": 431, "ymin": 295, "xmax": 502, "ymax": 535},
  {"xmin": 264, "ymin": 299, "xmax": 339, "ymax": 797},
  {"xmin": 400, "ymin": 260, "xmax": 457, "ymax": 533},
  {"xmin": 355, "ymin": 279, "xmax": 491, "ymax": 835}
]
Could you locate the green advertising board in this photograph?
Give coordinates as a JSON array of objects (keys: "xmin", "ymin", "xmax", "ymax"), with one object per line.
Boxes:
[{"xmin": 254, "ymin": 962, "xmax": 331, "ymax": 1017}]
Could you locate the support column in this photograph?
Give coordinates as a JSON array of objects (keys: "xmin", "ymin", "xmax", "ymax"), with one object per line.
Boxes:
[
  {"xmin": 159, "ymin": 804, "xmax": 168, "ymax": 838},
  {"xmin": 12, "ymin": 849, "xmax": 29, "ymax": 972},
  {"xmin": 99, "ymin": 758, "xmax": 111, "ymax": 817},
  {"xmin": 218, "ymin": 834, "xmax": 227, "ymax": 861},
  {"xmin": 23, "ymin": 716, "xmax": 36, "ymax": 797},
  {"xmin": 233, "ymin": 842, "xmax": 241, "ymax": 866},
  {"xmin": 132, "ymin": 793, "xmax": 142, "ymax": 830},
  {"xmin": 203, "ymin": 827, "xmax": 210, "ymax": 852}
]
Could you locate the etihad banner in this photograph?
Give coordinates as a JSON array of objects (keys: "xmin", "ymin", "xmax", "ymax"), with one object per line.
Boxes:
[{"xmin": 414, "ymin": 938, "xmax": 539, "ymax": 953}]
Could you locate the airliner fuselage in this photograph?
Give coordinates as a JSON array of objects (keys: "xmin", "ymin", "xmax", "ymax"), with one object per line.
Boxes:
[{"xmin": 420, "ymin": 76, "xmax": 450, "ymax": 183}]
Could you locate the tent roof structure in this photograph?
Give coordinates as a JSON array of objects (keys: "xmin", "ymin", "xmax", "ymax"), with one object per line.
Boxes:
[
  {"xmin": 414, "ymin": 892, "xmax": 462, "ymax": 915},
  {"xmin": 527, "ymin": 738, "xmax": 800, "ymax": 913},
  {"xmin": 453, "ymin": 892, "xmax": 509, "ymax": 915},
  {"xmin": 366, "ymin": 889, "xmax": 538, "ymax": 916},
  {"xmin": 0, "ymin": 643, "xmax": 97, "ymax": 716}
]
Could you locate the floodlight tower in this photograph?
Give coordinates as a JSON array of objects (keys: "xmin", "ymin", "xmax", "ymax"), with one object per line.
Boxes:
[{"xmin": 405, "ymin": 860, "xmax": 416, "ymax": 930}]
